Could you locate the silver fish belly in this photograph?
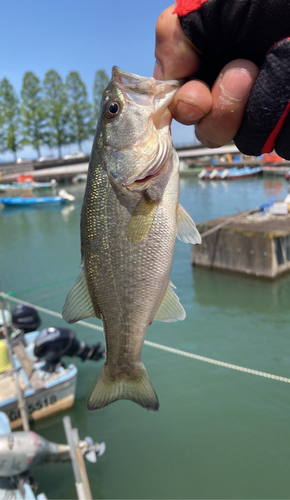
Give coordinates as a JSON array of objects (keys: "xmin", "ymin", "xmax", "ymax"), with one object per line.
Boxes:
[{"xmin": 63, "ymin": 67, "xmax": 201, "ymax": 412}]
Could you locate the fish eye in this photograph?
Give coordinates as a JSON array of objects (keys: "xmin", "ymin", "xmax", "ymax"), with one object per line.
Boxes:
[{"xmin": 104, "ymin": 100, "xmax": 121, "ymax": 119}]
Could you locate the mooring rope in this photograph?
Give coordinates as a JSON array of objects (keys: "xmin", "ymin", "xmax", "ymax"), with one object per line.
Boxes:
[
  {"xmin": 0, "ymin": 293, "xmax": 103, "ymax": 331},
  {"xmin": 5, "ymin": 276, "xmax": 77, "ymax": 297},
  {"xmin": 144, "ymin": 341, "xmax": 290, "ymax": 383},
  {"xmin": 1, "ymin": 292, "xmax": 290, "ymax": 384}
]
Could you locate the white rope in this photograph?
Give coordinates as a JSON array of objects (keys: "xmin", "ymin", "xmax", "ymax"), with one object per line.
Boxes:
[
  {"xmin": 144, "ymin": 341, "xmax": 290, "ymax": 383},
  {"xmin": 0, "ymin": 293, "xmax": 103, "ymax": 331},
  {"xmin": 2, "ymin": 292, "xmax": 290, "ymax": 384}
]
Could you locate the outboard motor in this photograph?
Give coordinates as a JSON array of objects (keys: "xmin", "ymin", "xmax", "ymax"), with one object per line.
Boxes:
[
  {"xmin": 34, "ymin": 327, "xmax": 104, "ymax": 370},
  {"xmin": 12, "ymin": 305, "xmax": 41, "ymax": 334}
]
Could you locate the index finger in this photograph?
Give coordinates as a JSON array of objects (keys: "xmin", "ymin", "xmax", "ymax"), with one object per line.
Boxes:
[{"xmin": 154, "ymin": 4, "xmax": 201, "ymax": 80}]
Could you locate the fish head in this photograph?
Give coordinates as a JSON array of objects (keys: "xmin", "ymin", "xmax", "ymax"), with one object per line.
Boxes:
[{"xmin": 98, "ymin": 66, "xmax": 180, "ymax": 198}]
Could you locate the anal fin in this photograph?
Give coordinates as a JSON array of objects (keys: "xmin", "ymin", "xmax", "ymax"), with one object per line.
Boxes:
[
  {"xmin": 154, "ymin": 280, "xmax": 186, "ymax": 322},
  {"xmin": 62, "ymin": 269, "xmax": 101, "ymax": 323}
]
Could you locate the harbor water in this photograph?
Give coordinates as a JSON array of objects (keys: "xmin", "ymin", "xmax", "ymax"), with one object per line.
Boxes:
[{"xmin": 1, "ymin": 176, "xmax": 290, "ymax": 499}]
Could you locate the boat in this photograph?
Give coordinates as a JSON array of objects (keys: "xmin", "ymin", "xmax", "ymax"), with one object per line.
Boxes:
[
  {"xmin": 15, "ymin": 180, "xmax": 57, "ymax": 190},
  {"xmin": 0, "ymin": 411, "xmax": 105, "ymax": 499},
  {"xmin": 0, "ymin": 411, "xmax": 46, "ymax": 499},
  {"xmin": 0, "ymin": 180, "xmax": 57, "ymax": 193},
  {"xmin": 0, "ymin": 184, "xmax": 33, "ymax": 194},
  {"xmin": 198, "ymin": 167, "xmax": 228, "ymax": 179},
  {"xmin": 0, "ymin": 332, "xmax": 78, "ymax": 430},
  {"xmin": 0, "ymin": 189, "xmax": 75, "ymax": 207},
  {"xmin": 226, "ymin": 166, "xmax": 262, "ymax": 180},
  {"xmin": 0, "ymin": 305, "xmax": 104, "ymax": 430},
  {"xmin": 201, "ymin": 165, "xmax": 262, "ymax": 180},
  {"xmin": 0, "ymin": 195, "xmax": 66, "ymax": 207}
]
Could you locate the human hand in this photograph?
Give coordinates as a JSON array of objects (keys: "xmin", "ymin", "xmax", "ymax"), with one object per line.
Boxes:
[
  {"xmin": 154, "ymin": 5, "xmax": 259, "ymax": 149},
  {"xmin": 154, "ymin": 1, "xmax": 290, "ymax": 159}
]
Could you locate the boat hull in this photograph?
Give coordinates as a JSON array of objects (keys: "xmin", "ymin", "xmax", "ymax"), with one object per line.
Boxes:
[
  {"xmin": 202, "ymin": 166, "xmax": 262, "ymax": 180},
  {"xmin": 0, "ymin": 332, "xmax": 77, "ymax": 429},
  {"xmin": 1, "ymin": 368, "xmax": 77, "ymax": 429},
  {"xmin": 0, "ymin": 196, "xmax": 66, "ymax": 207}
]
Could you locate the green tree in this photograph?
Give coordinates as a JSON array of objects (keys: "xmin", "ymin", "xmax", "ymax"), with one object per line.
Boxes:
[
  {"xmin": 66, "ymin": 71, "xmax": 93, "ymax": 151},
  {"xmin": 93, "ymin": 69, "xmax": 109, "ymax": 122},
  {"xmin": 0, "ymin": 78, "xmax": 22, "ymax": 161},
  {"xmin": 43, "ymin": 69, "xmax": 69, "ymax": 158},
  {"xmin": 21, "ymin": 71, "xmax": 46, "ymax": 158},
  {"xmin": 0, "ymin": 92, "xmax": 5, "ymax": 154}
]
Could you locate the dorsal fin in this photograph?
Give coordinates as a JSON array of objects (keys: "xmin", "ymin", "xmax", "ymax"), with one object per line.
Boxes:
[
  {"xmin": 177, "ymin": 203, "xmax": 201, "ymax": 244},
  {"xmin": 154, "ymin": 281, "xmax": 186, "ymax": 322}
]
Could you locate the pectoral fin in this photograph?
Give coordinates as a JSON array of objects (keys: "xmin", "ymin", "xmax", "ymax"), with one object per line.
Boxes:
[
  {"xmin": 62, "ymin": 269, "xmax": 101, "ymax": 323},
  {"xmin": 177, "ymin": 203, "xmax": 202, "ymax": 244},
  {"xmin": 127, "ymin": 197, "xmax": 158, "ymax": 244},
  {"xmin": 154, "ymin": 280, "xmax": 186, "ymax": 322}
]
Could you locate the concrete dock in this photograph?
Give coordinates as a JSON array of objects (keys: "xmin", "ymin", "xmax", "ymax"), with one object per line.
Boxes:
[
  {"xmin": 0, "ymin": 162, "xmax": 88, "ymax": 183},
  {"xmin": 192, "ymin": 211, "xmax": 290, "ymax": 279}
]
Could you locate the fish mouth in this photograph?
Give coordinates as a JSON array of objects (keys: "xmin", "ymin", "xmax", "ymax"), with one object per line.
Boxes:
[
  {"xmin": 126, "ymin": 153, "xmax": 172, "ymax": 191},
  {"xmin": 124, "ymin": 124, "xmax": 173, "ymax": 191}
]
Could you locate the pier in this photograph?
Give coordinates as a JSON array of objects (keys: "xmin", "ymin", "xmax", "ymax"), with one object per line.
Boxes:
[
  {"xmin": 0, "ymin": 157, "xmax": 89, "ymax": 183},
  {"xmin": 192, "ymin": 211, "xmax": 290, "ymax": 279}
]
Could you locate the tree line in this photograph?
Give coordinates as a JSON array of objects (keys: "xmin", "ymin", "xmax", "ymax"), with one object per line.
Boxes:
[{"xmin": 0, "ymin": 69, "xmax": 109, "ymax": 161}]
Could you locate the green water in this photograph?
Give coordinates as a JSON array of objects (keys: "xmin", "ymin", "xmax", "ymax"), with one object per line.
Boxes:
[{"xmin": 1, "ymin": 177, "xmax": 290, "ymax": 499}]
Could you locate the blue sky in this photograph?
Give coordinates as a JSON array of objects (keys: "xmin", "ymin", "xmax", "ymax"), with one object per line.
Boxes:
[{"xmin": 0, "ymin": 0, "xmax": 197, "ymax": 160}]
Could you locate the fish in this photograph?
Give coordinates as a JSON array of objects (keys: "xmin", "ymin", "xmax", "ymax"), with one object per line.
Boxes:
[{"xmin": 62, "ymin": 67, "xmax": 201, "ymax": 412}]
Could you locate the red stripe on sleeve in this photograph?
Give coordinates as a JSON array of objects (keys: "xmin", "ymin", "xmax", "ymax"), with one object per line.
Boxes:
[
  {"xmin": 173, "ymin": 0, "xmax": 207, "ymax": 17},
  {"xmin": 173, "ymin": 0, "xmax": 208, "ymax": 17},
  {"xmin": 262, "ymin": 100, "xmax": 290, "ymax": 154}
]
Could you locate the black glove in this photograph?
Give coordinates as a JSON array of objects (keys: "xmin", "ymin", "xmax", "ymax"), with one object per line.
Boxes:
[{"xmin": 175, "ymin": 0, "xmax": 290, "ymax": 159}]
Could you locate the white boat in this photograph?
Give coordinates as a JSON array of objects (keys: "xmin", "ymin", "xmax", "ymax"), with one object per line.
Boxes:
[
  {"xmin": 0, "ymin": 411, "xmax": 46, "ymax": 499},
  {"xmin": 0, "ymin": 331, "xmax": 77, "ymax": 430},
  {"xmin": 0, "ymin": 410, "xmax": 106, "ymax": 499},
  {"xmin": 209, "ymin": 168, "xmax": 218, "ymax": 179},
  {"xmin": 0, "ymin": 304, "xmax": 104, "ymax": 430}
]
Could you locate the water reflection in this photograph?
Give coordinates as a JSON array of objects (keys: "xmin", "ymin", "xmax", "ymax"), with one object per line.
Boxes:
[
  {"xmin": 60, "ymin": 204, "xmax": 75, "ymax": 220},
  {"xmin": 192, "ymin": 265, "xmax": 290, "ymax": 315},
  {"xmin": 263, "ymin": 180, "xmax": 284, "ymax": 196}
]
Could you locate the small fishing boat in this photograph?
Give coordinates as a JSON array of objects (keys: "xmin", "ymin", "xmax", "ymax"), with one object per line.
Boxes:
[
  {"xmin": 226, "ymin": 166, "xmax": 262, "ymax": 180},
  {"xmin": 0, "ymin": 196, "xmax": 66, "ymax": 207},
  {"xmin": 0, "ymin": 411, "xmax": 45, "ymax": 499},
  {"xmin": 0, "ymin": 411, "xmax": 105, "ymax": 499},
  {"xmin": 201, "ymin": 165, "xmax": 262, "ymax": 180},
  {"xmin": 0, "ymin": 189, "xmax": 74, "ymax": 207},
  {"xmin": 0, "ymin": 332, "xmax": 78, "ymax": 430},
  {"xmin": 15, "ymin": 180, "xmax": 57, "ymax": 190},
  {"xmin": 198, "ymin": 167, "xmax": 226, "ymax": 179},
  {"xmin": 0, "ymin": 184, "xmax": 33, "ymax": 194},
  {"xmin": 0, "ymin": 180, "xmax": 57, "ymax": 193},
  {"xmin": 0, "ymin": 305, "xmax": 104, "ymax": 430}
]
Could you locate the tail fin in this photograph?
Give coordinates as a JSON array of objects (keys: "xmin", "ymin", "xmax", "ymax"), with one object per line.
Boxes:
[{"xmin": 87, "ymin": 363, "xmax": 159, "ymax": 412}]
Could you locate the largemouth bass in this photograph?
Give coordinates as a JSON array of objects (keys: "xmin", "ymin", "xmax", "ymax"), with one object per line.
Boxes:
[{"xmin": 63, "ymin": 67, "xmax": 201, "ymax": 412}]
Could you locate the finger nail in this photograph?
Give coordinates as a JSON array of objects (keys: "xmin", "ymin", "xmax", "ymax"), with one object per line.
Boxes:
[
  {"xmin": 153, "ymin": 59, "xmax": 164, "ymax": 80},
  {"xmin": 220, "ymin": 68, "xmax": 253, "ymax": 101},
  {"xmin": 176, "ymin": 100, "xmax": 205, "ymax": 121}
]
